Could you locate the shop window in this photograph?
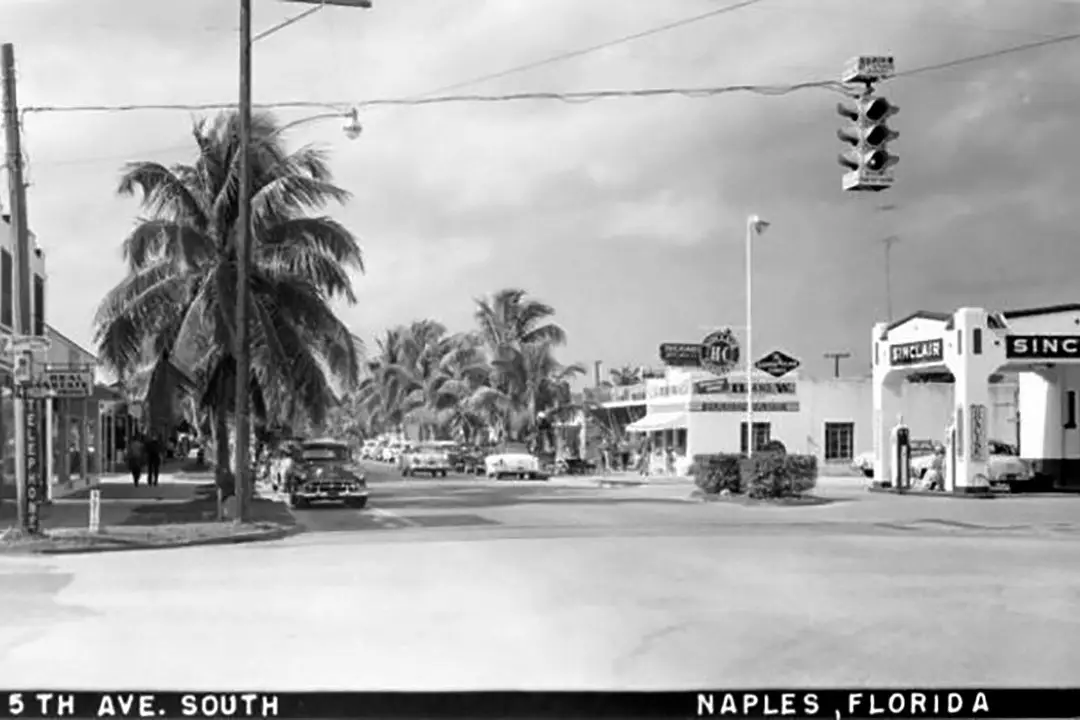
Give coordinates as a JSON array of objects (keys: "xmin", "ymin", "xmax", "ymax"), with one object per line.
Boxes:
[
  {"xmin": 0, "ymin": 249, "xmax": 11, "ymax": 329},
  {"xmin": 824, "ymin": 422, "xmax": 855, "ymax": 461},
  {"xmin": 740, "ymin": 422, "xmax": 771, "ymax": 454}
]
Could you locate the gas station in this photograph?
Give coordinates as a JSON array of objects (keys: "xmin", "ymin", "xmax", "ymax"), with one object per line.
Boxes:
[{"xmin": 873, "ymin": 303, "xmax": 1080, "ymax": 493}]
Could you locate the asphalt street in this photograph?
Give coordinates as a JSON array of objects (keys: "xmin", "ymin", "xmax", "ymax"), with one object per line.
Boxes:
[{"xmin": 2, "ymin": 463, "xmax": 1079, "ymax": 690}]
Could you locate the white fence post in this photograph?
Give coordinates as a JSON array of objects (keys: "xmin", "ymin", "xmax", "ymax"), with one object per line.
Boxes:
[{"xmin": 88, "ymin": 489, "xmax": 101, "ymax": 533}]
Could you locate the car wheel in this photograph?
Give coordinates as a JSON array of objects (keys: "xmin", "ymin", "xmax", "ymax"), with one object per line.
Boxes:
[
  {"xmin": 441, "ymin": 470, "xmax": 448, "ymax": 478},
  {"xmin": 402, "ymin": 468, "xmax": 410, "ymax": 477},
  {"xmin": 290, "ymin": 495, "xmax": 308, "ymax": 509},
  {"xmin": 347, "ymin": 497, "xmax": 368, "ymax": 509},
  {"xmin": 862, "ymin": 469, "xmax": 874, "ymax": 478}
]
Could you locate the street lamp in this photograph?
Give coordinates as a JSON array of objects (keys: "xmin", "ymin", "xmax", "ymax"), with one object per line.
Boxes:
[{"xmin": 233, "ymin": 0, "xmax": 372, "ymax": 522}]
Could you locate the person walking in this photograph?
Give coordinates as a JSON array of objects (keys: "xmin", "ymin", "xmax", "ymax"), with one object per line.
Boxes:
[
  {"xmin": 126, "ymin": 432, "xmax": 146, "ymax": 487},
  {"xmin": 145, "ymin": 432, "xmax": 163, "ymax": 487}
]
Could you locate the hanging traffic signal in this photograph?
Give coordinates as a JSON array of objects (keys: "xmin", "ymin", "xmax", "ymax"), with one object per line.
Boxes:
[{"xmin": 837, "ymin": 94, "xmax": 899, "ymax": 192}]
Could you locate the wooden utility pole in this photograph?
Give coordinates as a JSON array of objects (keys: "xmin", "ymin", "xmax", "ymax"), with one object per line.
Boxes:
[
  {"xmin": 823, "ymin": 352, "xmax": 852, "ymax": 379},
  {"xmin": 881, "ymin": 235, "xmax": 900, "ymax": 323},
  {"xmin": 3, "ymin": 43, "xmax": 35, "ymax": 532}
]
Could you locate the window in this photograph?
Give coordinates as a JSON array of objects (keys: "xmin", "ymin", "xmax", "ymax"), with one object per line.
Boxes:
[
  {"xmin": 824, "ymin": 422, "xmax": 855, "ymax": 461},
  {"xmin": 0, "ymin": 249, "xmax": 11, "ymax": 329},
  {"xmin": 1065, "ymin": 391, "xmax": 1077, "ymax": 430},
  {"xmin": 972, "ymin": 328, "xmax": 983, "ymax": 355},
  {"xmin": 32, "ymin": 274, "xmax": 44, "ymax": 337},
  {"xmin": 739, "ymin": 422, "xmax": 771, "ymax": 454}
]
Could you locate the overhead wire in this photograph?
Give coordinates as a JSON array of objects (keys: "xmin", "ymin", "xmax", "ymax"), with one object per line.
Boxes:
[
  {"xmin": 405, "ymin": 0, "xmax": 769, "ymax": 98},
  {"xmin": 892, "ymin": 30, "xmax": 1080, "ymax": 78}
]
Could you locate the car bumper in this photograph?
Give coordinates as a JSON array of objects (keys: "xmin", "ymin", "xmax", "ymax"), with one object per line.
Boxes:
[{"xmin": 294, "ymin": 490, "xmax": 369, "ymax": 501}]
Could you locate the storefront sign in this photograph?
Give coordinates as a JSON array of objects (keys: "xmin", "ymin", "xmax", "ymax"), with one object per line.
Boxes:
[
  {"xmin": 1005, "ymin": 334, "xmax": 1080, "ymax": 360},
  {"xmin": 889, "ymin": 339, "xmax": 944, "ymax": 366},
  {"xmin": 658, "ymin": 328, "xmax": 741, "ymax": 376},
  {"xmin": 970, "ymin": 403, "xmax": 987, "ymax": 461},
  {"xmin": 755, "ymin": 350, "xmax": 801, "ymax": 378},
  {"xmin": 24, "ymin": 398, "xmax": 42, "ymax": 534},
  {"xmin": 954, "ymin": 407, "xmax": 964, "ymax": 457},
  {"xmin": 695, "ymin": 401, "xmax": 800, "ymax": 413},
  {"xmin": 32, "ymin": 369, "xmax": 94, "ymax": 398},
  {"xmin": 694, "ymin": 379, "xmax": 796, "ymax": 395},
  {"xmin": 658, "ymin": 343, "xmax": 703, "ymax": 367}
]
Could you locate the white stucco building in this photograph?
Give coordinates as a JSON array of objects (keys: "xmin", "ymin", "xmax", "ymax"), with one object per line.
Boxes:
[{"xmin": 597, "ymin": 367, "xmax": 1016, "ymax": 469}]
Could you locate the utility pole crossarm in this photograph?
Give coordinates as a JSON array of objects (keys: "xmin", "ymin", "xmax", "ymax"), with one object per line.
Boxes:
[{"xmin": 823, "ymin": 351, "xmax": 852, "ymax": 379}]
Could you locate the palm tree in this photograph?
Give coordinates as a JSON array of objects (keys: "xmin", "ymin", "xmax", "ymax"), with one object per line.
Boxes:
[
  {"xmin": 474, "ymin": 288, "xmax": 567, "ymax": 350},
  {"xmin": 609, "ymin": 365, "xmax": 641, "ymax": 386},
  {"xmin": 93, "ymin": 110, "xmax": 363, "ymax": 519}
]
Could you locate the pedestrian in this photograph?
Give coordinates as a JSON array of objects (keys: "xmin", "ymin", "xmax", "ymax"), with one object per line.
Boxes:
[
  {"xmin": 637, "ymin": 436, "xmax": 651, "ymax": 477},
  {"xmin": 146, "ymin": 431, "xmax": 163, "ymax": 487},
  {"xmin": 127, "ymin": 432, "xmax": 146, "ymax": 487}
]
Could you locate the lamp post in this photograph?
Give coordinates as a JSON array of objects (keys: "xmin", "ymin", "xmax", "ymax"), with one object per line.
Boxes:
[
  {"xmin": 234, "ymin": 0, "xmax": 371, "ymax": 521},
  {"xmin": 744, "ymin": 214, "xmax": 769, "ymax": 457}
]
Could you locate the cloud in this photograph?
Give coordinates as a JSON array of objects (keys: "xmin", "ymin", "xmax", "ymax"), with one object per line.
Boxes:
[{"xmin": 7, "ymin": 0, "xmax": 1080, "ymax": 377}]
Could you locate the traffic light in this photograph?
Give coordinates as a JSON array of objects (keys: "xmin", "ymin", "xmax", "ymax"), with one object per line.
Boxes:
[{"xmin": 837, "ymin": 94, "xmax": 899, "ymax": 192}]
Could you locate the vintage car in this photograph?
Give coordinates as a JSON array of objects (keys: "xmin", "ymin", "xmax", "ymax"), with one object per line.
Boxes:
[
  {"xmin": 851, "ymin": 439, "xmax": 937, "ymax": 478},
  {"xmin": 360, "ymin": 439, "xmax": 380, "ymax": 460},
  {"xmin": 910, "ymin": 439, "xmax": 1032, "ymax": 490},
  {"xmin": 484, "ymin": 443, "xmax": 547, "ymax": 480},
  {"xmin": 401, "ymin": 442, "xmax": 452, "ymax": 477},
  {"xmin": 380, "ymin": 439, "xmax": 407, "ymax": 464},
  {"xmin": 287, "ymin": 438, "xmax": 369, "ymax": 509}
]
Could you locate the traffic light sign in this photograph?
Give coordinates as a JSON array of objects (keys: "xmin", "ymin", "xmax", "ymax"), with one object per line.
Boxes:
[{"xmin": 837, "ymin": 94, "xmax": 899, "ymax": 192}]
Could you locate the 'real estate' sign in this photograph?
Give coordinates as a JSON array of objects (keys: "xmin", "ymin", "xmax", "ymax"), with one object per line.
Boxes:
[
  {"xmin": 693, "ymin": 379, "xmax": 796, "ymax": 395},
  {"xmin": 1005, "ymin": 335, "xmax": 1080, "ymax": 360},
  {"xmin": 889, "ymin": 338, "xmax": 944, "ymax": 366},
  {"xmin": 694, "ymin": 401, "xmax": 800, "ymax": 413}
]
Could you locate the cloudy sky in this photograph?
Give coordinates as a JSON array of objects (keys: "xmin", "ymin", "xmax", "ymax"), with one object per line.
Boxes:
[{"xmin": 5, "ymin": 0, "xmax": 1080, "ymax": 379}]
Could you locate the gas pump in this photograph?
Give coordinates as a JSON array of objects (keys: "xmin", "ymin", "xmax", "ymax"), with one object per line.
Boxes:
[{"xmin": 890, "ymin": 418, "xmax": 911, "ymax": 490}]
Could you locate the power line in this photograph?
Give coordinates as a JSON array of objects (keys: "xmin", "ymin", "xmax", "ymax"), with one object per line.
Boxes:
[
  {"xmin": 408, "ymin": 0, "xmax": 769, "ymax": 98},
  {"xmin": 894, "ymin": 31, "xmax": 1080, "ymax": 78},
  {"xmin": 21, "ymin": 81, "xmax": 848, "ymax": 116}
]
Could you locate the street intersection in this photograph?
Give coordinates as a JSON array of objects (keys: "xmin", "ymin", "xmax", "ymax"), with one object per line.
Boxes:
[{"xmin": 1, "ymin": 464, "xmax": 1079, "ymax": 690}]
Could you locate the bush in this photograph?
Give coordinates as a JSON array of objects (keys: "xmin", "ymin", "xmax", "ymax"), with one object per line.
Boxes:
[
  {"xmin": 740, "ymin": 452, "xmax": 818, "ymax": 499},
  {"xmin": 691, "ymin": 454, "xmax": 744, "ymax": 494}
]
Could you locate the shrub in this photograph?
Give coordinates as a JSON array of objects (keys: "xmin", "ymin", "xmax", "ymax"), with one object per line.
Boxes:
[
  {"xmin": 691, "ymin": 454, "xmax": 744, "ymax": 494},
  {"xmin": 740, "ymin": 453, "xmax": 818, "ymax": 499},
  {"xmin": 762, "ymin": 439, "xmax": 787, "ymax": 455}
]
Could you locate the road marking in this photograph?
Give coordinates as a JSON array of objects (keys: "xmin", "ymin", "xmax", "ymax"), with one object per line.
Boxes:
[{"xmin": 367, "ymin": 507, "xmax": 420, "ymax": 527}]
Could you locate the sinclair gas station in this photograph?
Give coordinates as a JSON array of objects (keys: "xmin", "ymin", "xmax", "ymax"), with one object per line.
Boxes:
[{"xmin": 874, "ymin": 303, "xmax": 1080, "ymax": 493}]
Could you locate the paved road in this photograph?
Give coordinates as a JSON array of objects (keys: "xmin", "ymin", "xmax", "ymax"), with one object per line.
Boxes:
[{"xmin": 2, "ymin": 464, "xmax": 1079, "ymax": 689}]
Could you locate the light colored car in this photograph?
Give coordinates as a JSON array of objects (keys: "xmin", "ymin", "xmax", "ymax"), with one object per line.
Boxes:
[
  {"xmin": 851, "ymin": 440, "xmax": 937, "ymax": 478},
  {"xmin": 360, "ymin": 439, "xmax": 379, "ymax": 460},
  {"xmin": 401, "ymin": 442, "xmax": 452, "ymax": 477},
  {"xmin": 380, "ymin": 440, "xmax": 405, "ymax": 463},
  {"xmin": 485, "ymin": 445, "xmax": 546, "ymax": 480},
  {"xmin": 910, "ymin": 439, "xmax": 1031, "ymax": 489}
]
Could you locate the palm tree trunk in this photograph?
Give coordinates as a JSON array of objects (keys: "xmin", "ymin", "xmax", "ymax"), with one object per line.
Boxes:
[{"xmin": 211, "ymin": 407, "xmax": 232, "ymax": 495}]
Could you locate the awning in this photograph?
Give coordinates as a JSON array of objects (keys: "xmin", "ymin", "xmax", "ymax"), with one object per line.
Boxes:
[{"xmin": 626, "ymin": 412, "xmax": 688, "ymax": 433}]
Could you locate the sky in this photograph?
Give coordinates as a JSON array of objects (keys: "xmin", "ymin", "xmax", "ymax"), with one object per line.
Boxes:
[{"xmin": 4, "ymin": 0, "xmax": 1080, "ymax": 381}]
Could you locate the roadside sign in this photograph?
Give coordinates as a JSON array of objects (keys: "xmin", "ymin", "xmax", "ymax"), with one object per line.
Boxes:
[
  {"xmin": 755, "ymin": 350, "xmax": 801, "ymax": 379},
  {"xmin": 700, "ymin": 329, "xmax": 740, "ymax": 376},
  {"xmin": 39, "ymin": 369, "xmax": 94, "ymax": 397},
  {"xmin": 659, "ymin": 343, "xmax": 703, "ymax": 367},
  {"xmin": 841, "ymin": 55, "xmax": 895, "ymax": 84}
]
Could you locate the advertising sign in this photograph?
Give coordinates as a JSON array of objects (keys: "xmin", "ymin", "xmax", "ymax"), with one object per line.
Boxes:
[
  {"xmin": 695, "ymin": 401, "xmax": 800, "ymax": 413},
  {"xmin": 954, "ymin": 407, "xmax": 964, "ymax": 458},
  {"xmin": 889, "ymin": 339, "xmax": 944, "ymax": 367},
  {"xmin": 970, "ymin": 404, "xmax": 988, "ymax": 461},
  {"xmin": 754, "ymin": 350, "xmax": 801, "ymax": 379},
  {"xmin": 700, "ymin": 329, "xmax": 740, "ymax": 376},
  {"xmin": 692, "ymin": 379, "xmax": 796, "ymax": 395},
  {"xmin": 659, "ymin": 343, "xmax": 704, "ymax": 367},
  {"xmin": 24, "ymin": 398, "xmax": 43, "ymax": 534},
  {"xmin": 39, "ymin": 369, "xmax": 94, "ymax": 398},
  {"xmin": 1005, "ymin": 335, "xmax": 1080, "ymax": 360}
]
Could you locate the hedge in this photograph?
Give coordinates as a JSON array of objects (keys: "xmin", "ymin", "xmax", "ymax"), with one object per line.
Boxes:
[{"xmin": 691, "ymin": 451, "xmax": 818, "ymax": 499}]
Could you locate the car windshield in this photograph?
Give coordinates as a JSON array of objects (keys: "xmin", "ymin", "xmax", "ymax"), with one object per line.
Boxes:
[
  {"xmin": 301, "ymin": 445, "xmax": 349, "ymax": 461},
  {"xmin": 989, "ymin": 441, "xmax": 1018, "ymax": 456}
]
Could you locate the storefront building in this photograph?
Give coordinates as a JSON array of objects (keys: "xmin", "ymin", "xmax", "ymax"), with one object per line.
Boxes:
[{"xmin": 592, "ymin": 326, "xmax": 1018, "ymax": 469}]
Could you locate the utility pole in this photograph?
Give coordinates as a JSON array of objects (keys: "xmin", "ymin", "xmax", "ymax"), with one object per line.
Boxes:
[
  {"xmin": 233, "ymin": 0, "xmax": 254, "ymax": 522},
  {"xmin": 823, "ymin": 352, "xmax": 851, "ymax": 379},
  {"xmin": 3, "ymin": 43, "xmax": 34, "ymax": 533},
  {"xmin": 593, "ymin": 360, "xmax": 603, "ymax": 388},
  {"xmin": 881, "ymin": 234, "xmax": 900, "ymax": 323}
]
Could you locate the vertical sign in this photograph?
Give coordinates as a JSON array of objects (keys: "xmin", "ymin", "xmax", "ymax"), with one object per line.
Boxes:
[
  {"xmin": 954, "ymin": 406, "xmax": 964, "ymax": 458},
  {"xmin": 24, "ymin": 396, "xmax": 42, "ymax": 533},
  {"xmin": 970, "ymin": 403, "xmax": 988, "ymax": 461}
]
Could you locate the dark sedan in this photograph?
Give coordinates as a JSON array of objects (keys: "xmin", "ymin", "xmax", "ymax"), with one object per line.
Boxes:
[{"xmin": 288, "ymin": 438, "xmax": 370, "ymax": 509}]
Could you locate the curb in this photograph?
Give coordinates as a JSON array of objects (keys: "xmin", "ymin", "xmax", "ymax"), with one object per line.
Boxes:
[
  {"xmin": 867, "ymin": 486, "xmax": 996, "ymax": 500},
  {"xmin": 8, "ymin": 523, "xmax": 304, "ymax": 556},
  {"xmin": 688, "ymin": 490, "xmax": 837, "ymax": 506}
]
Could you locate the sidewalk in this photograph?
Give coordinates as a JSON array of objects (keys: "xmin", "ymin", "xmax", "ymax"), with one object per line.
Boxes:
[{"xmin": 547, "ymin": 471, "xmax": 693, "ymax": 488}]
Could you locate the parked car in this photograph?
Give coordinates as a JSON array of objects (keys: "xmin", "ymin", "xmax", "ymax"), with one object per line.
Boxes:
[
  {"xmin": 454, "ymin": 445, "xmax": 486, "ymax": 474},
  {"xmin": 401, "ymin": 442, "xmax": 452, "ymax": 477},
  {"xmin": 851, "ymin": 439, "xmax": 937, "ymax": 478},
  {"xmin": 287, "ymin": 438, "xmax": 369, "ymax": 509},
  {"xmin": 485, "ymin": 444, "xmax": 547, "ymax": 480},
  {"xmin": 910, "ymin": 439, "xmax": 1031, "ymax": 490},
  {"xmin": 360, "ymin": 439, "xmax": 380, "ymax": 460}
]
